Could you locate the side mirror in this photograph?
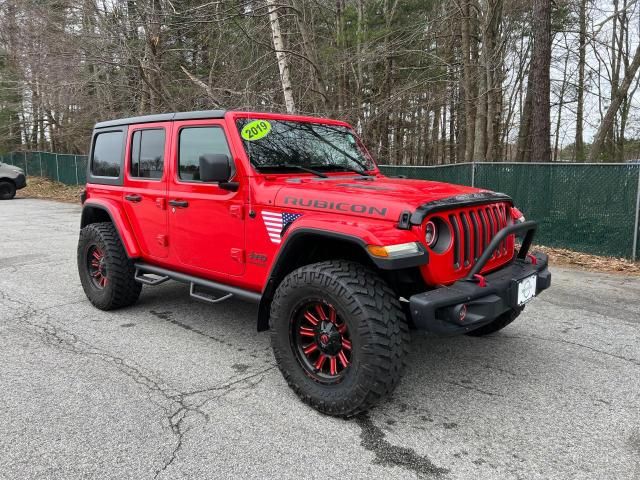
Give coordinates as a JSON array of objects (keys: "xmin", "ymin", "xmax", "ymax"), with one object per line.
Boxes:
[{"xmin": 199, "ymin": 154, "xmax": 231, "ymax": 183}]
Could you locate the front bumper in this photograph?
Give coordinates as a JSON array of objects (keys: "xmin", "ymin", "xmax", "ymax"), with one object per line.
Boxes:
[{"xmin": 409, "ymin": 251, "xmax": 550, "ymax": 334}]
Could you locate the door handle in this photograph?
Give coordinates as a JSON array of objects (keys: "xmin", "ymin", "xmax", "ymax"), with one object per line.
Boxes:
[
  {"xmin": 169, "ymin": 199, "xmax": 189, "ymax": 208},
  {"xmin": 125, "ymin": 194, "xmax": 142, "ymax": 203}
]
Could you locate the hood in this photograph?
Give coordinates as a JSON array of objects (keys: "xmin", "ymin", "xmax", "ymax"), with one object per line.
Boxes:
[
  {"xmin": 0, "ymin": 162, "xmax": 23, "ymax": 173},
  {"xmin": 273, "ymin": 175, "xmax": 489, "ymax": 222}
]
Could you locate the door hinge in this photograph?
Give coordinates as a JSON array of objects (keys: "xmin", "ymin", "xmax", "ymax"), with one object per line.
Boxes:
[
  {"xmin": 230, "ymin": 248, "xmax": 245, "ymax": 263},
  {"xmin": 229, "ymin": 204, "xmax": 244, "ymax": 219},
  {"xmin": 157, "ymin": 234, "xmax": 168, "ymax": 247},
  {"xmin": 156, "ymin": 198, "xmax": 166, "ymax": 210}
]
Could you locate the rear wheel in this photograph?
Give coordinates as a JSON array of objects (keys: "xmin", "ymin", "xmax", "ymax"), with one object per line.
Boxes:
[
  {"xmin": 270, "ymin": 260, "xmax": 410, "ymax": 417},
  {"xmin": 0, "ymin": 180, "xmax": 16, "ymax": 200},
  {"xmin": 77, "ymin": 222, "xmax": 141, "ymax": 310},
  {"xmin": 465, "ymin": 307, "xmax": 523, "ymax": 336}
]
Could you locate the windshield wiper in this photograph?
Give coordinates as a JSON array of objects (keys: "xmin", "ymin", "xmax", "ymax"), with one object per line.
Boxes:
[
  {"xmin": 328, "ymin": 165, "xmax": 370, "ymax": 176},
  {"xmin": 259, "ymin": 163, "xmax": 328, "ymax": 178}
]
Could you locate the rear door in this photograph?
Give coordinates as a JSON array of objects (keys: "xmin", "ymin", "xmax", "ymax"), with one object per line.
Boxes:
[
  {"xmin": 122, "ymin": 122, "xmax": 170, "ymax": 259},
  {"xmin": 168, "ymin": 119, "xmax": 245, "ymax": 276}
]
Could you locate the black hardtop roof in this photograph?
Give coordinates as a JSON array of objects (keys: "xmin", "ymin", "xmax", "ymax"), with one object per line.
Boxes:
[{"xmin": 94, "ymin": 110, "xmax": 226, "ymax": 129}]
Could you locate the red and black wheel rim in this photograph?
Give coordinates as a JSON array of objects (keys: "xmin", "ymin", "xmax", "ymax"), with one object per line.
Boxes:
[
  {"xmin": 87, "ymin": 245, "xmax": 108, "ymax": 289},
  {"xmin": 290, "ymin": 301, "xmax": 352, "ymax": 383}
]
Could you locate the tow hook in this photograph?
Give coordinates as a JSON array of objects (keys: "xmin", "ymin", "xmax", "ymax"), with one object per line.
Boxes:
[{"xmin": 472, "ymin": 274, "xmax": 487, "ymax": 287}]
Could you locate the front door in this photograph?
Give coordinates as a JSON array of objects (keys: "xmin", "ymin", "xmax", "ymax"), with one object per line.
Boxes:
[
  {"xmin": 168, "ymin": 120, "xmax": 245, "ymax": 276},
  {"xmin": 122, "ymin": 122, "xmax": 170, "ymax": 259}
]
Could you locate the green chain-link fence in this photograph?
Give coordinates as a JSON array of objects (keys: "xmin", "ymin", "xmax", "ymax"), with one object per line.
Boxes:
[
  {"xmin": 381, "ymin": 163, "xmax": 640, "ymax": 260},
  {"xmin": 1, "ymin": 152, "xmax": 639, "ymax": 260},
  {"xmin": 0, "ymin": 151, "xmax": 88, "ymax": 185}
]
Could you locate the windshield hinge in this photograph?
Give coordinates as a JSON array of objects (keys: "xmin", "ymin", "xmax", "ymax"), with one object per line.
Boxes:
[{"xmin": 397, "ymin": 210, "xmax": 412, "ymax": 230}]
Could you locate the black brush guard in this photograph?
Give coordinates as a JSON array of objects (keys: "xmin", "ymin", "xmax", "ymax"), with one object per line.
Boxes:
[{"xmin": 409, "ymin": 221, "xmax": 551, "ymax": 335}]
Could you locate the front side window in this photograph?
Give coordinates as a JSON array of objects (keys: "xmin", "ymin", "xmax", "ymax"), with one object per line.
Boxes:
[
  {"xmin": 178, "ymin": 127, "xmax": 231, "ymax": 181},
  {"xmin": 92, "ymin": 131, "xmax": 123, "ymax": 177},
  {"xmin": 236, "ymin": 119, "xmax": 375, "ymax": 174},
  {"xmin": 130, "ymin": 129, "xmax": 165, "ymax": 179}
]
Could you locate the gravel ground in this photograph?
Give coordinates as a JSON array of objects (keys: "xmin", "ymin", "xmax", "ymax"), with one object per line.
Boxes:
[{"xmin": 0, "ymin": 198, "xmax": 638, "ymax": 480}]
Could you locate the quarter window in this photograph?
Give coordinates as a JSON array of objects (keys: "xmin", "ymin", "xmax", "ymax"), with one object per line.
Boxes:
[
  {"xmin": 178, "ymin": 127, "xmax": 232, "ymax": 181},
  {"xmin": 130, "ymin": 129, "xmax": 165, "ymax": 179},
  {"xmin": 91, "ymin": 131, "xmax": 123, "ymax": 177}
]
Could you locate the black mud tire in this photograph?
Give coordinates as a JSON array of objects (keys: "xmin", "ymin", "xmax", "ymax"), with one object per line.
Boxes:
[
  {"xmin": 0, "ymin": 180, "xmax": 16, "ymax": 200},
  {"xmin": 77, "ymin": 222, "xmax": 141, "ymax": 310},
  {"xmin": 270, "ymin": 260, "xmax": 410, "ymax": 417},
  {"xmin": 465, "ymin": 307, "xmax": 524, "ymax": 336}
]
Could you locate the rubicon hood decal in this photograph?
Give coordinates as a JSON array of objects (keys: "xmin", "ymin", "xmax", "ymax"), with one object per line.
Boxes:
[
  {"xmin": 283, "ymin": 197, "xmax": 388, "ymax": 217},
  {"xmin": 273, "ymin": 175, "xmax": 490, "ymax": 221}
]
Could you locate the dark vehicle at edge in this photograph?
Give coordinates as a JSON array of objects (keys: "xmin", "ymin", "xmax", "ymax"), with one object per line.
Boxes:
[{"xmin": 0, "ymin": 162, "xmax": 27, "ymax": 200}]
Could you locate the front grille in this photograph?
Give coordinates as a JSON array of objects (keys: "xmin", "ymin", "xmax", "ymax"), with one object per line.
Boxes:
[{"xmin": 448, "ymin": 203, "xmax": 511, "ymax": 270}]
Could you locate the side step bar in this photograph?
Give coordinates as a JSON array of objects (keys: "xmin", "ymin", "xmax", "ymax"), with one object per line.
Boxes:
[
  {"xmin": 134, "ymin": 262, "xmax": 262, "ymax": 304},
  {"xmin": 135, "ymin": 269, "xmax": 170, "ymax": 286}
]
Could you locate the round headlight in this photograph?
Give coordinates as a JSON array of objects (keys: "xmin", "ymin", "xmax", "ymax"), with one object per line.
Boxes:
[{"xmin": 425, "ymin": 221, "xmax": 438, "ymax": 248}]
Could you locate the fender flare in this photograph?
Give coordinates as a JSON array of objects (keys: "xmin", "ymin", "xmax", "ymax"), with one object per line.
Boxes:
[
  {"xmin": 81, "ymin": 199, "xmax": 141, "ymax": 258},
  {"xmin": 256, "ymin": 227, "xmax": 428, "ymax": 331}
]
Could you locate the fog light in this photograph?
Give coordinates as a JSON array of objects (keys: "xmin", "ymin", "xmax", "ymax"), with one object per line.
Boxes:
[{"xmin": 449, "ymin": 304, "xmax": 467, "ymax": 324}]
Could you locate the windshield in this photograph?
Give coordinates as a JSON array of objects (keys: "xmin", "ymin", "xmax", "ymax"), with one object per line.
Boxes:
[{"xmin": 236, "ymin": 119, "xmax": 375, "ymax": 173}]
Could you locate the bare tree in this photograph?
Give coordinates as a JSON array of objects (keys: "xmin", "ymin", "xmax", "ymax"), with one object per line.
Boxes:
[
  {"xmin": 589, "ymin": 42, "xmax": 640, "ymax": 161},
  {"xmin": 266, "ymin": 0, "xmax": 295, "ymax": 113}
]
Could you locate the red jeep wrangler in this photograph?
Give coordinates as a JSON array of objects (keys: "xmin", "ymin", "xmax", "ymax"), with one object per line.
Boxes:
[{"xmin": 77, "ymin": 110, "xmax": 550, "ymax": 416}]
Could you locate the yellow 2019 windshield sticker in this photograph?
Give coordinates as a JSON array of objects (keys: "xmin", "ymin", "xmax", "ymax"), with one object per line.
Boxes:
[{"xmin": 241, "ymin": 120, "xmax": 272, "ymax": 141}]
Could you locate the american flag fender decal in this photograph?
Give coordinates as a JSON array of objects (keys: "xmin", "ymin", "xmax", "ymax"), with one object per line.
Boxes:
[{"xmin": 261, "ymin": 210, "xmax": 303, "ymax": 244}]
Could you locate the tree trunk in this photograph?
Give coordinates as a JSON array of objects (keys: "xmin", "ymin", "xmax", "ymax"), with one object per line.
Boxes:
[
  {"xmin": 589, "ymin": 43, "xmax": 640, "ymax": 161},
  {"xmin": 267, "ymin": 0, "xmax": 296, "ymax": 113},
  {"xmin": 516, "ymin": 71, "xmax": 534, "ymax": 162},
  {"xmin": 529, "ymin": 0, "xmax": 552, "ymax": 161},
  {"xmin": 575, "ymin": 0, "xmax": 587, "ymax": 161},
  {"xmin": 473, "ymin": 69, "xmax": 487, "ymax": 161},
  {"xmin": 461, "ymin": 0, "xmax": 476, "ymax": 162},
  {"xmin": 554, "ymin": 45, "xmax": 570, "ymax": 161}
]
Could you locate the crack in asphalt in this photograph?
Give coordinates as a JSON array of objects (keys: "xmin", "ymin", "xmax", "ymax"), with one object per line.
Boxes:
[
  {"xmin": 443, "ymin": 380, "xmax": 504, "ymax": 397},
  {"xmin": 503, "ymin": 333, "xmax": 640, "ymax": 366},
  {"xmin": 153, "ymin": 366, "xmax": 275, "ymax": 479},
  {"xmin": 537, "ymin": 294, "xmax": 640, "ymax": 321},
  {"xmin": 355, "ymin": 414, "xmax": 449, "ymax": 478},
  {"xmin": 0, "ymin": 288, "xmax": 276, "ymax": 479},
  {"xmin": 149, "ymin": 309, "xmax": 272, "ymax": 360},
  {"xmin": 149, "ymin": 309, "xmax": 231, "ymax": 346}
]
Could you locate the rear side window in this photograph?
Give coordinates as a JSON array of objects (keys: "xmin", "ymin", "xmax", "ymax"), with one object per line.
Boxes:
[
  {"xmin": 130, "ymin": 129, "xmax": 165, "ymax": 179},
  {"xmin": 178, "ymin": 127, "xmax": 232, "ymax": 181},
  {"xmin": 91, "ymin": 131, "xmax": 123, "ymax": 177}
]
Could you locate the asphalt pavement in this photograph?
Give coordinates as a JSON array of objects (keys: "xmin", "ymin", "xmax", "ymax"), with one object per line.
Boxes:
[{"xmin": 1, "ymin": 198, "xmax": 638, "ymax": 479}]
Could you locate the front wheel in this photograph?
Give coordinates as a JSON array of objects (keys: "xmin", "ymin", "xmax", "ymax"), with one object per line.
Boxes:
[
  {"xmin": 270, "ymin": 260, "xmax": 410, "ymax": 417},
  {"xmin": 0, "ymin": 180, "xmax": 16, "ymax": 200}
]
